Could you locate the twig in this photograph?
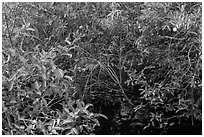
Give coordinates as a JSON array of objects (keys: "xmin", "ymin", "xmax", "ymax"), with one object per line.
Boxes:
[
  {"xmin": 47, "ymin": 93, "xmax": 57, "ymax": 107},
  {"xmin": 4, "ymin": 13, "xmax": 14, "ymax": 47},
  {"xmin": 77, "ymin": 44, "xmax": 133, "ymax": 105},
  {"xmin": 119, "ymin": 45, "xmax": 122, "ymax": 84},
  {"xmin": 101, "ymin": 63, "xmax": 133, "ymax": 105},
  {"xmin": 82, "ymin": 63, "xmax": 99, "ymax": 100},
  {"xmin": 160, "ymin": 35, "xmax": 185, "ymax": 40},
  {"xmin": 3, "ymin": 4, "xmax": 16, "ymax": 32}
]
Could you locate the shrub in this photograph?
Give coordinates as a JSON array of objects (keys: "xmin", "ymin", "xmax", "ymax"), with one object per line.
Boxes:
[{"xmin": 2, "ymin": 2, "xmax": 202, "ymax": 135}]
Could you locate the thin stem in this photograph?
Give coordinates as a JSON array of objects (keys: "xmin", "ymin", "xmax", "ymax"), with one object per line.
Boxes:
[
  {"xmin": 119, "ymin": 45, "xmax": 122, "ymax": 84},
  {"xmin": 102, "ymin": 62, "xmax": 133, "ymax": 106},
  {"xmin": 4, "ymin": 13, "xmax": 14, "ymax": 47},
  {"xmin": 82, "ymin": 63, "xmax": 99, "ymax": 100}
]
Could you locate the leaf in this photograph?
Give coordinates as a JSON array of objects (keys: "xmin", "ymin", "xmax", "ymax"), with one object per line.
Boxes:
[
  {"xmin": 50, "ymin": 60, "xmax": 57, "ymax": 70},
  {"xmin": 72, "ymin": 37, "xmax": 81, "ymax": 45},
  {"xmin": 65, "ymin": 38, "xmax": 72, "ymax": 45},
  {"xmin": 37, "ymin": 120, "xmax": 45, "ymax": 134},
  {"xmin": 56, "ymin": 118, "xmax": 60, "ymax": 125},
  {"xmin": 26, "ymin": 27, "xmax": 35, "ymax": 31},
  {"xmin": 76, "ymin": 100, "xmax": 83, "ymax": 108},
  {"xmin": 62, "ymin": 53, "xmax": 72, "ymax": 58},
  {"xmin": 64, "ymin": 76, "xmax": 73, "ymax": 81},
  {"xmin": 51, "ymin": 119, "xmax": 56, "ymax": 129},
  {"xmin": 10, "ymin": 98, "xmax": 17, "ymax": 104},
  {"xmin": 170, "ymin": 122, "xmax": 174, "ymax": 126},
  {"xmin": 93, "ymin": 119, "xmax": 100, "ymax": 127},
  {"xmin": 71, "ymin": 127, "xmax": 78, "ymax": 135},
  {"xmin": 2, "ymin": 102, "xmax": 8, "ymax": 113},
  {"xmin": 8, "ymin": 73, "xmax": 17, "ymax": 82},
  {"xmin": 25, "ymin": 22, "xmax": 30, "ymax": 28},
  {"xmin": 32, "ymin": 99, "xmax": 39, "ymax": 106},
  {"xmin": 42, "ymin": 98, "xmax": 48, "ymax": 107},
  {"xmin": 151, "ymin": 121, "xmax": 155, "ymax": 126},
  {"xmin": 69, "ymin": 112, "xmax": 76, "ymax": 118},
  {"xmin": 18, "ymin": 55, "xmax": 27, "ymax": 64},
  {"xmin": 84, "ymin": 103, "xmax": 93, "ymax": 110},
  {"xmin": 53, "ymin": 126, "xmax": 64, "ymax": 130},
  {"xmin": 81, "ymin": 100, "xmax": 85, "ymax": 107},
  {"xmin": 82, "ymin": 124, "xmax": 90, "ymax": 131},
  {"xmin": 51, "ymin": 129, "xmax": 58, "ymax": 134},
  {"xmin": 96, "ymin": 114, "xmax": 108, "ymax": 119},
  {"xmin": 74, "ymin": 108, "xmax": 81, "ymax": 115},
  {"xmin": 62, "ymin": 119, "xmax": 73, "ymax": 125},
  {"xmin": 3, "ymin": 52, "xmax": 10, "ymax": 63},
  {"xmin": 54, "ymin": 68, "xmax": 64, "ymax": 79},
  {"xmin": 160, "ymin": 123, "xmax": 163, "ymax": 128},
  {"xmin": 32, "ymin": 81, "xmax": 40, "ymax": 90},
  {"xmin": 8, "ymin": 48, "xmax": 16, "ymax": 57},
  {"xmin": 41, "ymin": 65, "xmax": 47, "ymax": 74},
  {"xmin": 82, "ymin": 109, "xmax": 90, "ymax": 115},
  {"xmin": 15, "ymin": 124, "xmax": 25, "ymax": 130},
  {"xmin": 8, "ymin": 81, "xmax": 14, "ymax": 91},
  {"xmin": 21, "ymin": 32, "xmax": 30, "ymax": 37},
  {"xmin": 150, "ymin": 112, "xmax": 155, "ymax": 117},
  {"xmin": 64, "ymin": 108, "xmax": 70, "ymax": 113},
  {"xmin": 28, "ymin": 124, "xmax": 35, "ymax": 130},
  {"xmin": 130, "ymin": 122, "xmax": 144, "ymax": 126}
]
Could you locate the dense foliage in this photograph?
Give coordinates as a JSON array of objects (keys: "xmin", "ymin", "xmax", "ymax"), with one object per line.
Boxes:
[{"xmin": 2, "ymin": 2, "xmax": 202, "ymax": 135}]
